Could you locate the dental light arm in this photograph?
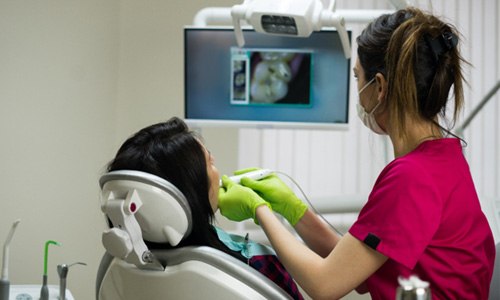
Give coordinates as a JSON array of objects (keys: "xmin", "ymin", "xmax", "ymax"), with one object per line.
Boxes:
[
  {"xmin": 319, "ymin": 9, "xmax": 350, "ymax": 59},
  {"xmin": 231, "ymin": 0, "xmax": 351, "ymax": 59}
]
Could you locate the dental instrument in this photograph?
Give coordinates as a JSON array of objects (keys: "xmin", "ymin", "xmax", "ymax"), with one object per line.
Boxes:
[
  {"xmin": 40, "ymin": 240, "xmax": 60, "ymax": 300},
  {"xmin": 275, "ymin": 171, "xmax": 345, "ymax": 236},
  {"xmin": 222, "ymin": 168, "xmax": 344, "ymax": 236},
  {"xmin": 57, "ymin": 262, "xmax": 86, "ymax": 300},
  {"xmin": 220, "ymin": 169, "xmax": 273, "ymax": 186},
  {"xmin": 0, "ymin": 219, "xmax": 20, "ymax": 300}
]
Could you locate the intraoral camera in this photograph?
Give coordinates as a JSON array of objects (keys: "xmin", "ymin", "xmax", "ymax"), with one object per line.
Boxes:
[{"xmin": 231, "ymin": 0, "xmax": 351, "ymax": 58}]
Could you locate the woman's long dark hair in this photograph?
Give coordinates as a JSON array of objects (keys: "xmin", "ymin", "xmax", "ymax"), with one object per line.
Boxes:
[
  {"xmin": 356, "ymin": 7, "xmax": 467, "ymax": 141},
  {"xmin": 106, "ymin": 117, "xmax": 245, "ymax": 261}
]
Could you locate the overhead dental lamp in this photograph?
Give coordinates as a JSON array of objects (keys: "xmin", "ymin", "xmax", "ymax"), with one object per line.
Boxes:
[{"xmin": 231, "ymin": 0, "xmax": 351, "ymax": 58}]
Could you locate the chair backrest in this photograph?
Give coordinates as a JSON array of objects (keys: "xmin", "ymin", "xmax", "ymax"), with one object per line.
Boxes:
[
  {"xmin": 96, "ymin": 246, "xmax": 292, "ymax": 300},
  {"xmin": 99, "ymin": 170, "xmax": 192, "ymax": 269},
  {"xmin": 97, "ymin": 170, "xmax": 291, "ymax": 300}
]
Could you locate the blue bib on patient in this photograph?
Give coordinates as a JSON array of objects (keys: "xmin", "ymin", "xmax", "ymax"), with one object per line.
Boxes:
[{"xmin": 214, "ymin": 227, "xmax": 275, "ymax": 259}]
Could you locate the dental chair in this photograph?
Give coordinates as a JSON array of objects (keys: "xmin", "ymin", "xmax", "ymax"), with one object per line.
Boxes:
[{"xmin": 95, "ymin": 170, "xmax": 292, "ymax": 300}]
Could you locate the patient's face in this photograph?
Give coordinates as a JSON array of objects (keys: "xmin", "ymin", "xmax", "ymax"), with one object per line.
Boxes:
[{"xmin": 202, "ymin": 144, "xmax": 220, "ymax": 213}]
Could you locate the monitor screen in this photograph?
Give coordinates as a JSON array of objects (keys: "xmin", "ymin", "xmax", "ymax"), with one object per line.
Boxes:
[{"xmin": 184, "ymin": 27, "xmax": 351, "ymax": 129}]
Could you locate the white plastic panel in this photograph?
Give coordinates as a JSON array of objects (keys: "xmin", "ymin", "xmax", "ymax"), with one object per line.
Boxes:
[{"xmin": 99, "ymin": 260, "xmax": 271, "ymax": 300}]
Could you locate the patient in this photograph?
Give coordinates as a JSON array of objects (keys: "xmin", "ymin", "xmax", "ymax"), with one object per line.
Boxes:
[{"xmin": 106, "ymin": 117, "xmax": 303, "ymax": 299}]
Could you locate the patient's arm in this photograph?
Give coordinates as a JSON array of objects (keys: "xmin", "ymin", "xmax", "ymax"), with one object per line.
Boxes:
[{"xmin": 293, "ymin": 209, "xmax": 340, "ymax": 257}]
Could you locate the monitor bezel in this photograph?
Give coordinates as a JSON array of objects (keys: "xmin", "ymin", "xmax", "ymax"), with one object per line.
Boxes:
[{"xmin": 183, "ymin": 26, "xmax": 351, "ymax": 130}]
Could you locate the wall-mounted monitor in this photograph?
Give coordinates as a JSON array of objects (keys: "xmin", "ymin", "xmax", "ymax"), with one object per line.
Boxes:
[{"xmin": 184, "ymin": 27, "xmax": 351, "ymax": 130}]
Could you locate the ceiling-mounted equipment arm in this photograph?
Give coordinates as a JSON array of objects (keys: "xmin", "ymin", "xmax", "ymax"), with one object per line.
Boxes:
[
  {"xmin": 230, "ymin": 0, "xmax": 351, "ymax": 58},
  {"xmin": 320, "ymin": 10, "xmax": 350, "ymax": 58},
  {"xmin": 456, "ymin": 80, "xmax": 500, "ymax": 137},
  {"xmin": 231, "ymin": 3, "xmax": 247, "ymax": 47}
]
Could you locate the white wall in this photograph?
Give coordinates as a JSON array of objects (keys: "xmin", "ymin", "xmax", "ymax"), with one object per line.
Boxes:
[
  {"xmin": 114, "ymin": 0, "xmax": 240, "ymax": 171},
  {"xmin": 0, "ymin": 1, "xmax": 119, "ymax": 299},
  {"xmin": 0, "ymin": 1, "xmax": 240, "ymax": 299}
]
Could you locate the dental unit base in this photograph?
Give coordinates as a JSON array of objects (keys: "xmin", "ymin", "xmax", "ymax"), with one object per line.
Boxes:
[{"xmin": 8, "ymin": 285, "xmax": 74, "ymax": 300}]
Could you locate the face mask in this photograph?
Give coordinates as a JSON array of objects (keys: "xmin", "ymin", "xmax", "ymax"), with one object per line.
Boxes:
[{"xmin": 356, "ymin": 78, "xmax": 386, "ymax": 135}]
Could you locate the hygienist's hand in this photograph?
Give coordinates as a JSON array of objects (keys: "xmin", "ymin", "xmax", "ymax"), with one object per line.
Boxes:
[
  {"xmin": 240, "ymin": 173, "xmax": 307, "ymax": 226},
  {"xmin": 218, "ymin": 175, "xmax": 271, "ymax": 223}
]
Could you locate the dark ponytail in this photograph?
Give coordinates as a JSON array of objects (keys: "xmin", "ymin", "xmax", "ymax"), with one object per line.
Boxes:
[{"xmin": 357, "ymin": 7, "xmax": 468, "ymax": 140}]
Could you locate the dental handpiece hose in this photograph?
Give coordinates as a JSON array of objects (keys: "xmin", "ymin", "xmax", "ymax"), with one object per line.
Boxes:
[
  {"xmin": 0, "ymin": 242, "xmax": 11, "ymax": 300},
  {"xmin": 0, "ymin": 276, "xmax": 7, "ymax": 300}
]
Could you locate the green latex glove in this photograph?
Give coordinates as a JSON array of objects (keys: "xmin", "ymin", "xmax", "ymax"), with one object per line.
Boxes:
[
  {"xmin": 218, "ymin": 175, "xmax": 271, "ymax": 223},
  {"xmin": 233, "ymin": 167, "xmax": 259, "ymax": 175},
  {"xmin": 240, "ymin": 173, "xmax": 308, "ymax": 226}
]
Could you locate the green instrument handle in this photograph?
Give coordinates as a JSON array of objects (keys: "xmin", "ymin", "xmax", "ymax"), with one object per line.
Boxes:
[{"xmin": 43, "ymin": 240, "xmax": 60, "ymax": 276}]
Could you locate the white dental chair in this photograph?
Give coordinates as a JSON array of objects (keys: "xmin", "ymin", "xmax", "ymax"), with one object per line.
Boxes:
[{"xmin": 95, "ymin": 170, "xmax": 292, "ymax": 300}]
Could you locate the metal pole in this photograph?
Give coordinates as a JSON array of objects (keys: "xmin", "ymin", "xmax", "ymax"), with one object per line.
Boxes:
[{"xmin": 457, "ymin": 80, "xmax": 500, "ymax": 137}]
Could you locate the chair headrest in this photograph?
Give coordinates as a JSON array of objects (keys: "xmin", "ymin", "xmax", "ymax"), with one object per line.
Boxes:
[{"xmin": 99, "ymin": 170, "xmax": 192, "ymax": 269}]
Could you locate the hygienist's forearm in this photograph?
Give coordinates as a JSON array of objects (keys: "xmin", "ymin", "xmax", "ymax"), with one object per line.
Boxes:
[
  {"xmin": 256, "ymin": 204, "xmax": 386, "ymax": 299},
  {"xmin": 294, "ymin": 209, "xmax": 341, "ymax": 257},
  {"xmin": 255, "ymin": 205, "xmax": 342, "ymax": 299}
]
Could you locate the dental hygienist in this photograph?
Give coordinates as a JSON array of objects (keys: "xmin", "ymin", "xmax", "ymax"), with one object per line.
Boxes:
[{"xmin": 219, "ymin": 7, "xmax": 495, "ymax": 300}]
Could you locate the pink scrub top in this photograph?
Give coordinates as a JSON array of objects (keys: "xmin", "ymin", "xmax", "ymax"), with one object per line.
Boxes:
[{"xmin": 349, "ymin": 138, "xmax": 495, "ymax": 300}]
